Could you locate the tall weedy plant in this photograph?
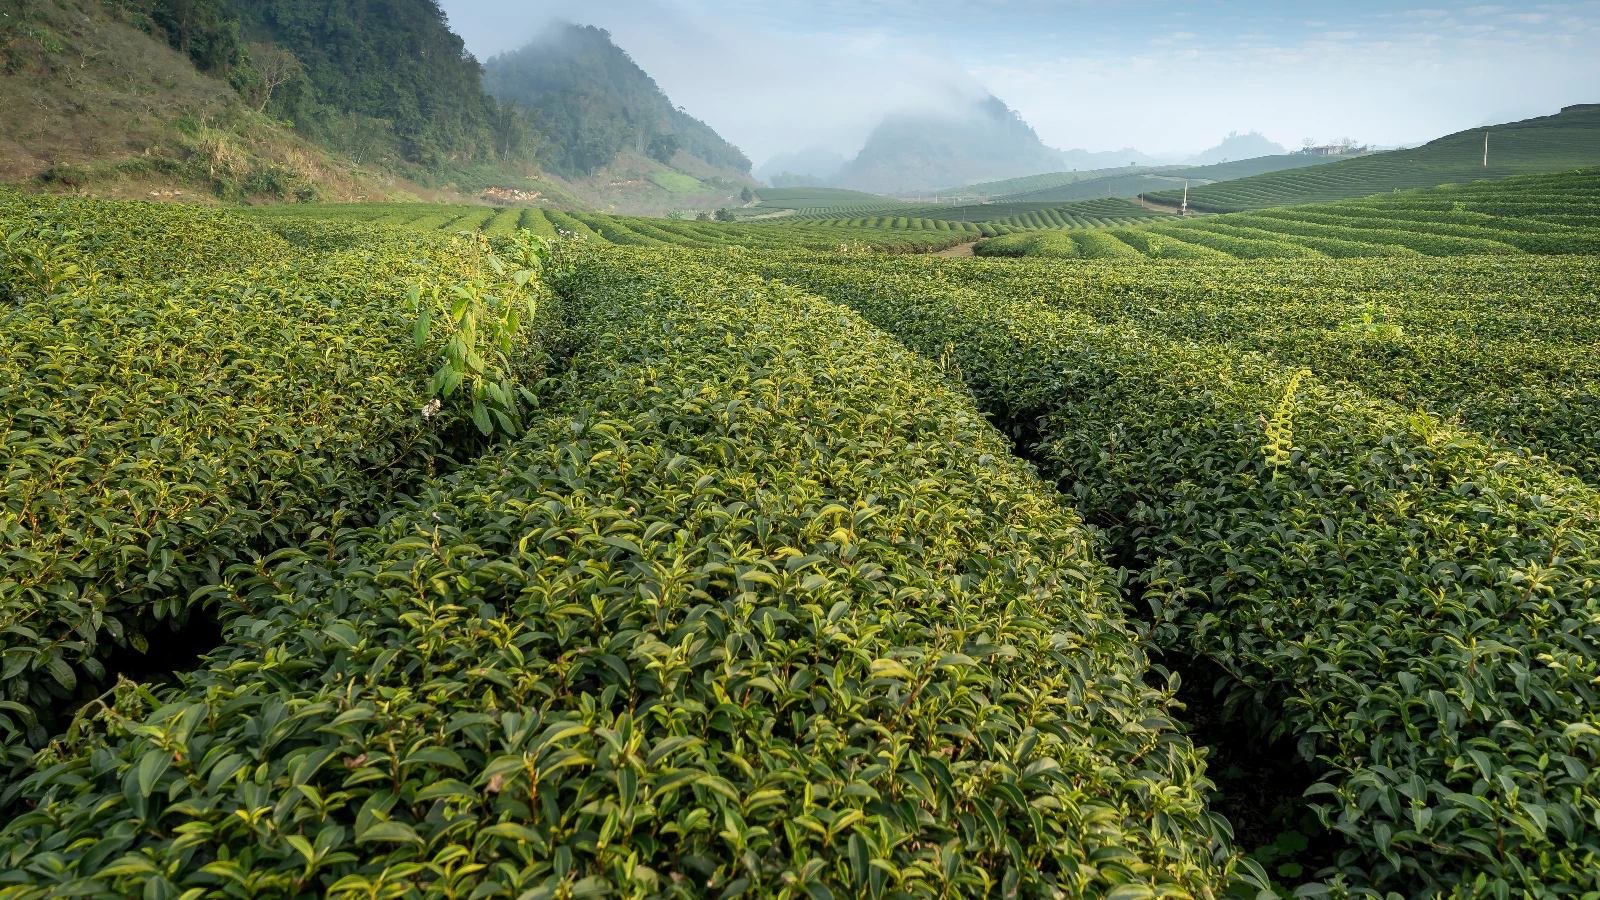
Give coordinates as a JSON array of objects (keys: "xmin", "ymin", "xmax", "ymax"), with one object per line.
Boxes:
[{"xmin": 410, "ymin": 229, "xmax": 550, "ymax": 436}]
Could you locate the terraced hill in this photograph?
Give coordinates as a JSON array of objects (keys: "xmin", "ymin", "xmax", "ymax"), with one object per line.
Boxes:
[
  {"xmin": 1145, "ymin": 104, "xmax": 1600, "ymax": 212},
  {"xmin": 996, "ymin": 154, "xmax": 1353, "ymax": 204},
  {"xmin": 979, "ymin": 168, "xmax": 1600, "ymax": 260}
]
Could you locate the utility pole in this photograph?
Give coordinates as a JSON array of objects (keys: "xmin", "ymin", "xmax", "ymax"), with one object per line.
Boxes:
[
  {"xmin": 1181, "ymin": 180, "xmax": 1188, "ymax": 217},
  {"xmin": 1484, "ymin": 132, "xmax": 1489, "ymax": 167}
]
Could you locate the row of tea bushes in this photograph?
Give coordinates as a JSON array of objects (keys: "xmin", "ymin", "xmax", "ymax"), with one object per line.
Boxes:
[
  {"xmin": 1, "ymin": 192, "xmax": 298, "ymax": 288},
  {"xmin": 726, "ymin": 250, "xmax": 1600, "ymax": 897},
  {"xmin": 0, "ymin": 199, "xmax": 556, "ymax": 778},
  {"xmin": 0, "ymin": 254, "xmax": 1242, "ymax": 898},
  {"xmin": 922, "ymin": 254, "xmax": 1600, "ymax": 486}
]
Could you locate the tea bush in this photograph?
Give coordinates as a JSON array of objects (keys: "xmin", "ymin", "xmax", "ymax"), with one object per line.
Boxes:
[
  {"xmin": 0, "ymin": 198, "xmax": 559, "ymax": 780},
  {"xmin": 724, "ymin": 250, "xmax": 1600, "ymax": 897},
  {"xmin": 0, "ymin": 254, "xmax": 1241, "ymax": 899},
  {"xmin": 913, "ymin": 254, "xmax": 1600, "ymax": 486}
]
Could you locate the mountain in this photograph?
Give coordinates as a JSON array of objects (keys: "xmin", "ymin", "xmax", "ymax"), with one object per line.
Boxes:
[
  {"xmin": 2, "ymin": 0, "xmax": 551, "ymax": 202},
  {"xmin": 1183, "ymin": 130, "xmax": 1287, "ymax": 165},
  {"xmin": 757, "ymin": 147, "xmax": 846, "ymax": 187},
  {"xmin": 1057, "ymin": 148, "xmax": 1167, "ymax": 169},
  {"xmin": 0, "ymin": 0, "xmax": 427, "ymax": 200},
  {"xmin": 483, "ymin": 24, "xmax": 750, "ymax": 180},
  {"xmin": 830, "ymin": 95, "xmax": 1068, "ymax": 194},
  {"xmin": 227, "ymin": 0, "xmax": 533, "ymax": 171}
]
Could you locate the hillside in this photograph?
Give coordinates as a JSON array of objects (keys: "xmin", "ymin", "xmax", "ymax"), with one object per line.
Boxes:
[
  {"xmin": 756, "ymin": 147, "xmax": 847, "ymax": 187},
  {"xmin": 0, "ymin": 0, "xmax": 561, "ymax": 202},
  {"xmin": 227, "ymin": 0, "xmax": 538, "ymax": 179},
  {"xmin": 999, "ymin": 153, "xmax": 1351, "ymax": 204},
  {"xmin": 1147, "ymin": 104, "xmax": 1600, "ymax": 212},
  {"xmin": 751, "ymin": 186, "xmax": 902, "ymax": 212},
  {"xmin": 831, "ymin": 95, "xmax": 1067, "ymax": 194},
  {"xmin": 1184, "ymin": 130, "xmax": 1287, "ymax": 165},
  {"xmin": 483, "ymin": 24, "xmax": 750, "ymax": 181},
  {"xmin": 0, "ymin": 0, "xmax": 407, "ymax": 200}
]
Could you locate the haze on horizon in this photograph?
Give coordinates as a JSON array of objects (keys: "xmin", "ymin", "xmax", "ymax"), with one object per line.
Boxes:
[{"xmin": 438, "ymin": 0, "xmax": 1600, "ymax": 170}]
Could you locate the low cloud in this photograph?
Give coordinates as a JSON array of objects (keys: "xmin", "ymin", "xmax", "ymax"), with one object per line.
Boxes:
[
  {"xmin": 438, "ymin": 0, "xmax": 985, "ymax": 167},
  {"xmin": 437, "ymin": 0, "xmax": 1600, "ymax": 165}
]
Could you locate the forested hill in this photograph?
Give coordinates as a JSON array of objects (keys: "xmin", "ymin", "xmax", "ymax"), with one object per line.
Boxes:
[
  {"xmin": 482, "ymin": 24, "xmax": 750, "ymax": 178},
  {"xmin": 831, "ymin": 95, "xmax": 1067, "ymax": 194},
  {"xmin": 228, "ymin": 0, "xmax": 533, "ymax": 169}
]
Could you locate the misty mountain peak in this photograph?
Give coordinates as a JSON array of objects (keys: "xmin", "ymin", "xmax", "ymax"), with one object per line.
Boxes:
[
  {"xmin": 831, "ymin": 94, "xmax": 1066, "ymax": 194},
  {"xmin": 483, "ymin": 23, "xmax": 750, "ymax": 177}
]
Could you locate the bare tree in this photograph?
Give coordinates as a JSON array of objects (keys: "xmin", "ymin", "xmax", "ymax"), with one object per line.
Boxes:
[{"xmin": 248, "ymin": 43, "xmax": 303, "ymax": 113}]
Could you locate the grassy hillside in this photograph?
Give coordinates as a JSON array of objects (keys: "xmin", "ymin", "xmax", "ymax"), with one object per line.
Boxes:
[
  {"xmin": 0, "ymin": 0, "xmax": 413, "ymax": 200},
  {"xmin": 751, "ymin": 186, "xmax": 903, "ymax": 212},
  {"xmin": 994, "ymin": 154, "xmax": 1354, "ymax": 204},
  {"xmin": 923, "ymin": 166, "xmax": 1163, "ymax": 202},
  {"xmin": 1147, "ymin": 104, "xmax": 1600, "ymax": 212},
  {"xmin": 977, "ymin": 168, "xmax": 1600, "ymax": 265},
  {"xmin": 0, "ymin": 0, "xmax": 571, "ymax": 203}
]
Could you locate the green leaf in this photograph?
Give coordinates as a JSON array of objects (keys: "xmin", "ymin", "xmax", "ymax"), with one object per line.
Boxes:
[
  {"xmin": 357, "ymin": 821, "xmax": 423, "ymax": 844},
  {"xmin": 414, "ymin": 308, "xmax": 431, "ymax": 350}
]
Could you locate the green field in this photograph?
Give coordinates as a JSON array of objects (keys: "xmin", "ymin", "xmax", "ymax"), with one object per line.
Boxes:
[
  {"xmin": 1146, "ymin": 104, "xmax": 1600, "ymax": 211},
  {"xmin": 243, "ymin": 196, "xmax": 1170, "ymax": 246},
  {"xmin": 5, "ymin": 159, "xmax": 1600, "ymax": 900},
  {"xmin": 242, "ymin": 202, "xmax": 975, "ymax": 252},
  {"xmin": 923, "ymin": 166, "xmax": 1167, "ymax": 201},
  {"xmin": 750, "ymin": 186, "xmax": 904, "ymax": 210},
  {"xmin": 648, "ymin": 169, "xmax": 706, "ymax": 193},
  {"xmin": 993, "ymin": 153, "xmax": 1353, "ymax": 203},
  {"xmin": 977, "ymin": 168, "xmax": 1600, "ymax": 260}
]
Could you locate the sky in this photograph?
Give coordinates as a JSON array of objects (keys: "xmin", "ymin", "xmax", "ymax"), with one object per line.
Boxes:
[{"xmin": 436, "ymin": 0, "xmax": 1600, "ymax": 166}]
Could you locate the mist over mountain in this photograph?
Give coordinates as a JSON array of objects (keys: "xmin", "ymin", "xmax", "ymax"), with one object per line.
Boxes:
[
  {"xmin": 1184, "ymin": 131, "xmax": 1288, "ymax": 165},
  {"xmin": 482, "ymin": 24, "xmax": 750, "ymax": 178},
  {"xmin": 1057, "ymin": 147, "xmax": 1167, "ymax": 170},
  {"xmin": 756, "ymin": 147, "xmax": 846, "ymax": 187},
  {"xmin": 830, "ymin": 95, "xmax": 1068, "ymax": 194}
]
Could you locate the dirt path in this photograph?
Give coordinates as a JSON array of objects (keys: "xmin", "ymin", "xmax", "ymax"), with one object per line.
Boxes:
[{"xmin": 931, "ymin": 241, "xmax": 977, "ymax": 257}]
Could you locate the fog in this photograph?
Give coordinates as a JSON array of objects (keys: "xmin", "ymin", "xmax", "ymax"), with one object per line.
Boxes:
[
  {"xmin": 437, "ymin": 1, "xmax": 1600, "ymax": 171},
  {"xmin": 438, "ymin": 0, "xmax": 990, "ymax": 167}
]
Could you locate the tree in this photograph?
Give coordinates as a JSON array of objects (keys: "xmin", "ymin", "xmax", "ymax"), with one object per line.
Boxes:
[
  {"xmin": 714, "ymin": 208, "xmax": 735, "ymax": 222},
  {"xmin": 646, "ymin": 132, "xmax": 681, "ymax": 164},
  {"xmin": 1302, "ymin": 137, "xmax": 1316, "ymax": 152},
  {"xmin": 490, "ymin": 99, "xmax": 541, "ymax": 161},
  {"xmin": 245, "ymin": 42, "xmax": 303, "ymax": 112},
  {"xmin": 740, "ymin": 187, "xmax": 753, "ymax": 203},
  {"xmin": 696, "ymin": 211, "xmax": 711, "ymax": 221}
]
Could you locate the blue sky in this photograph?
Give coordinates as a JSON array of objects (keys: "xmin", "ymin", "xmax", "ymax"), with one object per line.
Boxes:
[{"xmin": 438, "ymin": 1, "xmax": 1600, "ymax": 165}]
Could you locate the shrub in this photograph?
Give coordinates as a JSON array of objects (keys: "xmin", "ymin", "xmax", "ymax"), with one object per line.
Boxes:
[
  {"xmin": 719, "ymin": 250, "xmax": 1600, "ymax": 897},
  {"xmin": 0, "ymin": 253, "xmax": 1237, "ymax": 898}
]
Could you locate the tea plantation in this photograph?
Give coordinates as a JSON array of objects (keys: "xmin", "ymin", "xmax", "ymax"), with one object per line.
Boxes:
[
  {"xmin": 3, "ymin": 164, "xmax": 1600, "ymax": 900},
  {"xmin": 1142, "ymin": 104, "xmax": 1600, "ymax": 213}
]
